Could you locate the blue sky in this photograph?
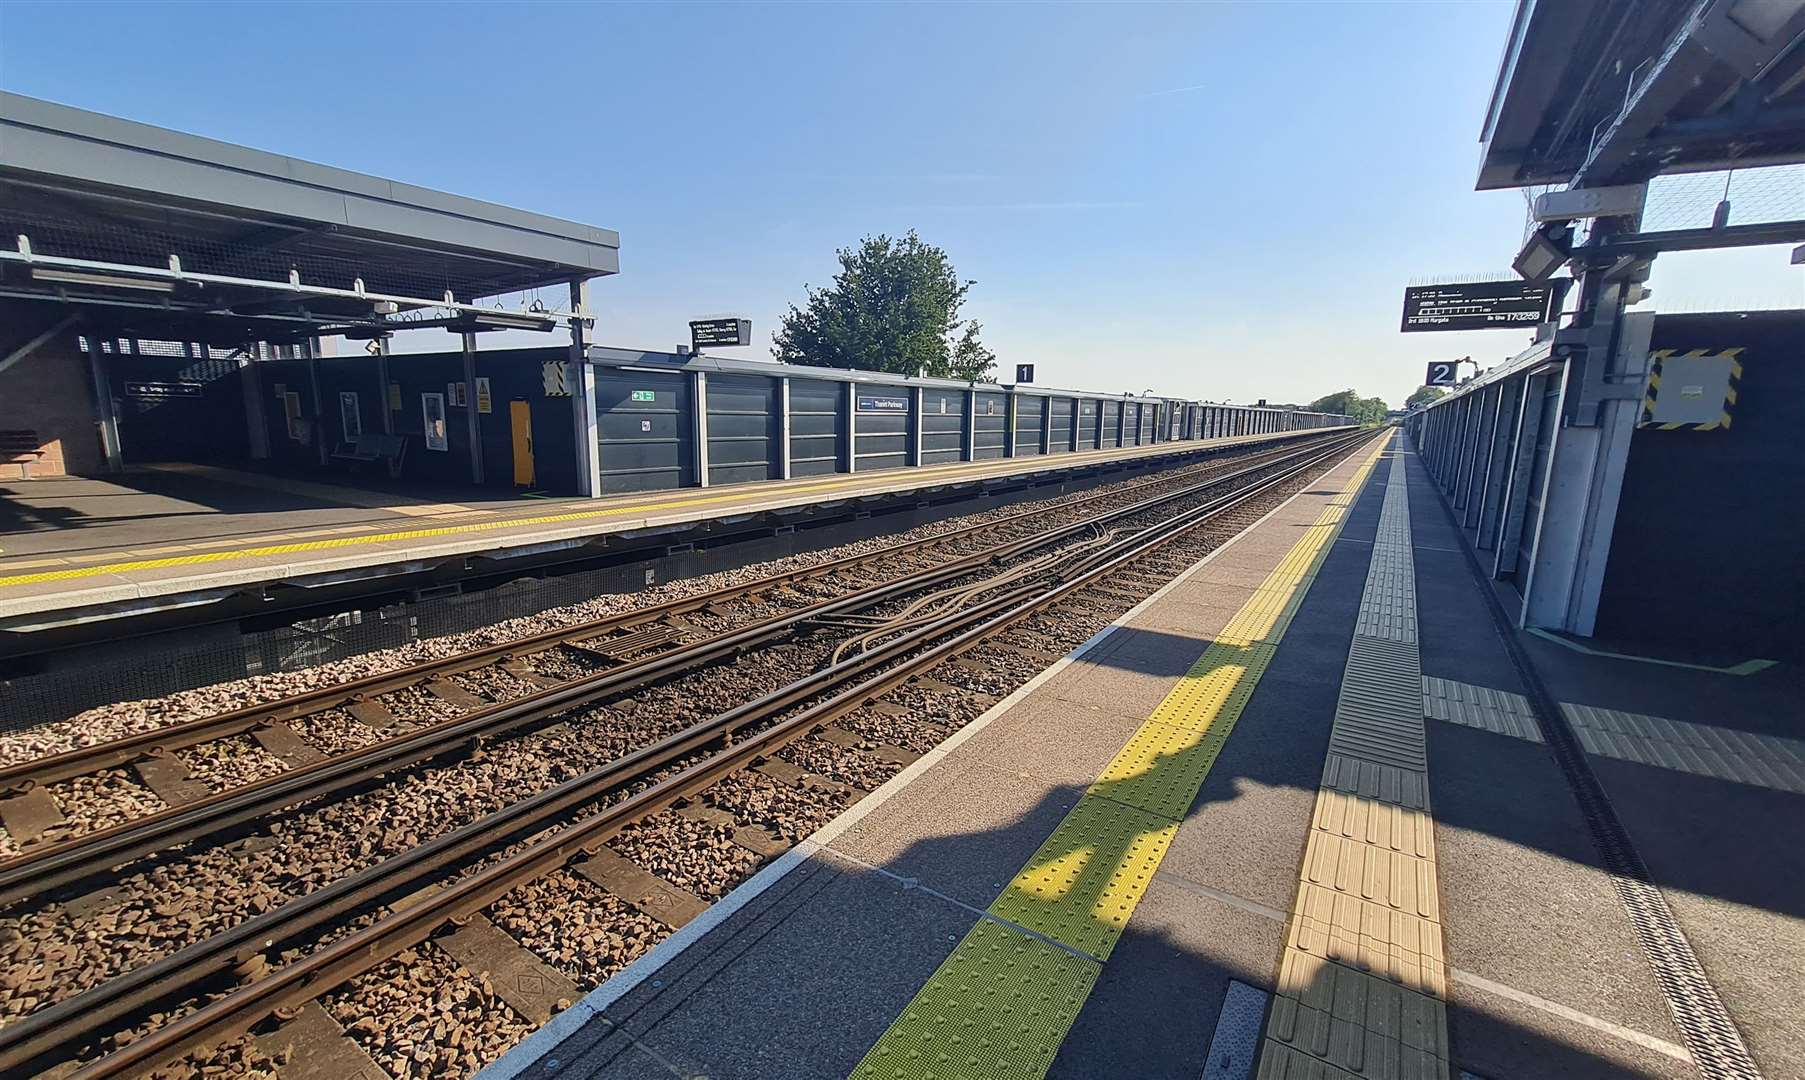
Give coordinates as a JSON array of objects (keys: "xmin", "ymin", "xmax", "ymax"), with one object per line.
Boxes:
[{"xmin": 2, "ymin": 1, "xmax": 1797, "ymax": 407}]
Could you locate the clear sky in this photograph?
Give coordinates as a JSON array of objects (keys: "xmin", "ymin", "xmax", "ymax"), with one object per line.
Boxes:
[{"xmin": 2, "ymin": 1, "xmax": 1798, "ymax": 407}]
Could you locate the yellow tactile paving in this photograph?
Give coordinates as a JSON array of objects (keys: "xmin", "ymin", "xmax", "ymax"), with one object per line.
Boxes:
[
  {"xmin": 988, "ymin": 794, "xmax": 1178, "ymax": 959},
  {"xmin": 1261, "ymin": 438, "xmax": 1451, "ymax": 1080},
  {"xmin": 0, "ymin": 434, "xmax": 1290, "ymax": 592},
  {"xmin": 851, "ymin": 434, "xmax": 1392, "ymax": 1080}
]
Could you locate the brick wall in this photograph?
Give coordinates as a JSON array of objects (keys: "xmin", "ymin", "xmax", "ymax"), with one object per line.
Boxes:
[{"xmin": 0, "ymin": 328, "xmax": 103, "ymax": 479}]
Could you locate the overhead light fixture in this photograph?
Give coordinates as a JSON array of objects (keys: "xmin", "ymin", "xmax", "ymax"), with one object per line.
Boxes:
[
  {"xmin": 467, "ymin": 310, "xmax": 557, "ymax": 332},
  {"xmin": 32, "ymin": 267, "xmax": 176, "ymax": 292},
  {"xmin": 1512, "ymin": 224, "xmax": 1572, "ymax": 283}
]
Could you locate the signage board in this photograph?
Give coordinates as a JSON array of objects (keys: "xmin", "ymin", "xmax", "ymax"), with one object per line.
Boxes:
[
  {"xmin": 690, "ymin": 318, "xmax": 752, "ymax": 349},
  {"xmin": 124, "ymin": 380, "xmax": 202, "ymax": 399},
  {"xmin": 1424, "ymin": 361, "xmax": 1458, "ymax": 387},
  {"xmin": 857, "ymin": 394, "xmax": 908, "ymax": 414},
  {"xmin": 1400, "ymin": 282, "xmax": 1552, "ymax": 332},
  {"xmin": 630, "ymin": 389, "xmax": 657, "ymax": 402},
  {"xmin": 1015, "ymin": 363, "xmax": 1035, "ymax": 384},
  {"xmin": 475, "ymin": 377, "xmax": 493, "ymax": 414}
]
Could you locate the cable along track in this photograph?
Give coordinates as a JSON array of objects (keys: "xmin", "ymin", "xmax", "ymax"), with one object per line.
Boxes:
[{"xmin": 0, "ymin": 430, "xmax": 1375, "ymax": 1080}]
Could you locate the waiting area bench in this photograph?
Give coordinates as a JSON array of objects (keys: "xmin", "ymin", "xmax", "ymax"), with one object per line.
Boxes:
[
  {"xmin": 1, "ymin": 430, "xmax": 46, "ymax": 479},
  {"xmin": 329, "ymin": 433, "xmax": 408, "ymax": 478}
]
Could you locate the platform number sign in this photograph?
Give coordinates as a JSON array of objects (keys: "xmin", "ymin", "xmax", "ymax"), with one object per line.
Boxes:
[
  {"xmin": 1425, "ymin": 361, "xmax": 1458, "ymax": 387},
  {"xmin": 1015, "ymin": 364, "xmax": 1035, "ymax": 384}
]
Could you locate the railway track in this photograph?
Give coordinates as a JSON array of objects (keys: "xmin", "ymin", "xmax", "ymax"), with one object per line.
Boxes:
[
  {"xmin": 0, "ymin": 434, "xmax": 1328, "ymax": 871},
  {"xmin": 0, "ymin": 428, "xmax": 1376, "ymax": 1080}
]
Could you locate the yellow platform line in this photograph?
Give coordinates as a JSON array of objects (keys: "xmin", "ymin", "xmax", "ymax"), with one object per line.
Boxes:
[
  {"xmin": 850, "ymin": 436, "xmax": 1389, "ymax": 1080},
  {"xmin": 0, "ymin": 434, "xmax": 1288, "ymax": 591}
]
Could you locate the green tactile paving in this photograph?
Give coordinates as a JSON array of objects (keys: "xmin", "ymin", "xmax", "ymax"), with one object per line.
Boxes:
[
  {"xmin": 989, "ymin": 793, "xmax": 1179, "ymax": 960},
  {"xmin": 1087, "ymin": 717, "xmax": 1234, "ymax": 820},
  {"xmin": 851, "ymin": 918, "xmax": 1099, "ymax": 1080}
]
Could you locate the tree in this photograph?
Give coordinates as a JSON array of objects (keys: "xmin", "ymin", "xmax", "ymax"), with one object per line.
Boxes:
[
  {"xmin": 1406, "ymin": 386, "xmax": 1446, "ymax": 408},
  {"xmin": 773, "ymin": 231, "xmax": 997, "ymax": 381},
  {"xmin": 1308, "ymin": 389, "xmax": 1390, "ymax": 425}
]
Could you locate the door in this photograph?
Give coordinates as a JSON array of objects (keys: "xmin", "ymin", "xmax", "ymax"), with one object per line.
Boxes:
[{"xmin": 509, "ymin": 399, "xmax": 534, "ymax": 486}]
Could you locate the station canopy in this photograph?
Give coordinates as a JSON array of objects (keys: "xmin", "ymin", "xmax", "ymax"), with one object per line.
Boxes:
[
  {"xmin": 0, "ymin": 92, "xmax": 619, "ymax": 345},
  {"xmin": 1479, "ymin": 0, "xmax": 1805, "ymax": 190}
]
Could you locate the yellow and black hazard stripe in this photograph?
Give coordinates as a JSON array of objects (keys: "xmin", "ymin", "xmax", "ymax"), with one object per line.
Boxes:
[{"xmin": 1640, "ymin": 347, "xmax": 1743, "ymax": 431}]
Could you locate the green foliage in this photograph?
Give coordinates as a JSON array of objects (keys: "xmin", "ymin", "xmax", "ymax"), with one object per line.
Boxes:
[
  {"xmin": 1406, "ymin": 385, "xmax": 1447, "ymax": 408},
  {"xmin": 773, "ymin": 231, "xmax": 997, "ymax": 381},
  {"xmin": 1307, "ymin": 388, "xmax": 1390, "ymax": 425}
]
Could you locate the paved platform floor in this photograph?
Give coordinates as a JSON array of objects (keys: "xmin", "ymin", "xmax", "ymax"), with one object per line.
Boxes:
[
  {"xmin": 0, "ymin": 430, "xmax": 1305, "ymax": 623},
  {"xmin": 481, "ymin": 433, "xmax": 1799, "ymax": 1079}
]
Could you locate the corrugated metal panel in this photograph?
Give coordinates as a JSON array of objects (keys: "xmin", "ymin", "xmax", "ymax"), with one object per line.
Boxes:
[
  {"xmin": 973, "ymin": 390, "xmax": 1007, "ymax": 459},
  {"xmin": 1049, "ymin": 397, "xmax": 1074, "ymax": 454},
  {"xmin": 595, "ymin": 369, "xmax": 692, "ymax": 493},
  {"xmin": 1100, "ymin": 400, "xmax": 1121, "ymax": 448},
  {"xmin": 706, "ymin": 373, "xmax": 776, "ymax": 486},
  {"xmin": 854, "ymin": 383, "xmax": 911, "ymax": 472},
  {"xmin": 920, "ymin": 387, "xmax": 966, "ymax": 465},
  {"xmin": 787, "ymin": 377, "xmax": 843, "ymax": 477},
  {"xmin": 1015, "ymin": 395, "xmax": 1046, "ymax": 456},
  {"xmin": 1077, "ymin": 398, "xmax": 1100, "ymax": 450}
]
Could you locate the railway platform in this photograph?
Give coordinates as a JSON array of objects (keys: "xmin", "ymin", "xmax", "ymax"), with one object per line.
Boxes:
[
  {"xmin": 0, "ymin": 429, "xmax": 1313, "ymax": 632},
  {"xmin": 483, "ymin": 430, "xmax": 1802, "ymax": 1080}
]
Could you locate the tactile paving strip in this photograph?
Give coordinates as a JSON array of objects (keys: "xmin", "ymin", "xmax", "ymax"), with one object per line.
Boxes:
[
  {"xmin": 1421, "ymin": 678, "xmax": 1541, "ymax": 742},
  {"xmin": 854, "ymin": 436, "xmax": 1394, "ymax": 1080},
  {"xmin": 1262, "ymin": 438, "xmax": 1452, "ymax": 1080},
  {"xmin": 1562, "ymin": 703, "xmax": 1805, "ymax": 794},
  {"xmin": 1089, "ymin": 718, "xmax": 1234, "ymax": 819},
  {"xmin": 1146, "ymin": 642, "xmax": 1277, "ymax": 733},
  {"xmin": 990, "ymin": 794, "xmax": 1178, "ymax": 959},
  {"xmin": 850, "ymin": 917, "xmax": 1099, "ymax": 1080}
]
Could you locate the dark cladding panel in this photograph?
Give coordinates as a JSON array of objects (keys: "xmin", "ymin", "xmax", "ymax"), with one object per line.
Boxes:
[
  {"xmin": 595, "ymin": 369, "xmax": 692, "ymax": 493},
  {"xmin": 1015, "ymin": 395, "xmax": 1045, "ymax": 456},
  {"xmin": 788, "ymin": 377, "xmax": 843, "ymax": 477},
  {"xmin": 920, "ymin": 387, "xmax": 966, "ymax": 464},
  {"xmin": 854, "ymin": 385, "xmax": 911, "ymax": 472},
  {"xmin": 1076, "ymin": 398, "xmax": 1099, "ymax": 450},
  {"xmin": 1100, "ymin": 400, "xmax": 1121, "ymax": 448},
  {"xmin": 973, "ymin": 390, "xmax": 1007, "ymax": 459},
  {"xmin": 1048, "ymin": 397, "xmax": 1074, "ymax": 453},
  {"xmin": 707, "ymin": 373, "xmax": 776, "ymax": 486}
]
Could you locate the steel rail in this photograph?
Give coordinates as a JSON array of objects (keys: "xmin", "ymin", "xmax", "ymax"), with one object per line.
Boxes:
[
  {"xmin": 32, "ymin": 429, "xmax": 1377, "ymax": 1080},
  {"xmin": 0, "ymin": 435, "xmax": 1357, "ymax": 907},
  {"xmin": 0, "ymin": 436, "xmax": 1323, "ymax": 791}
]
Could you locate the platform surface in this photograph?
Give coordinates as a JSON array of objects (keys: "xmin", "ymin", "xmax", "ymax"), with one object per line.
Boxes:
[
  {"xmin": 0, "ymin": 429, "xmax": 1306, "ymax": 623},
  {"xmin": 481, "ymin": 431, "xmax": 1800, "ymax": 1080}
]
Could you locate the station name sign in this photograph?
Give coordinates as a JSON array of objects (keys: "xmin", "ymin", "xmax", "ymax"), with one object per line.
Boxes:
[
  {"xmin": 690, "ymin": 317, "xmax": 752, "ymax": 349},
  {"xmin": 1400, "ymin": 282, "xmax": 1552, "ymax": 333}
]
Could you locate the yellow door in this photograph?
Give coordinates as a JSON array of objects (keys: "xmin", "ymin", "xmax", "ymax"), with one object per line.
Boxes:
[{"xmin": 509, "ymin": 400, "xmax": 535, "ymax": 486}]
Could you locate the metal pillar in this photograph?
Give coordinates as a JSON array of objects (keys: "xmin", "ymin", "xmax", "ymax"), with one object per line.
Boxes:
[
  {"xmin": 909, "ymin": 386, "xmax": 924, "ymax": 466},
  {"xmin": 1040, "ymin": 396, "xmax": 1052, "ymax": 454},
  {"xmin": 239, "ymin": 348, "xmax": 270, "ymax": 461},
  {"xmin": 693, "ymin": 370, "xmax": 710, "ymax": 487},
  {"xmin": 843, "ymin": 382, "xmax": 857, "ymax": 473},
  {"xmin": 568, "ymin": 278, "xmax": 599, "ymax": 498},
  {"xmin": 963, "ymin": 388, "xmax": 976, "ymax": 461},
  {"xmin": 778, "ymin": 376, "xmax": 793, "ymax": 479},
  {"xmin": 305, "ymin": 338, "xmax": 328, "ymax": 466},
  {"xmin": 461, "ymin": 331, "xmax": 483, "ymax": 485},
  {"xmin": 85, "ymin": 335, "xmax": 123, "ymax": 472},
  {"xmin": 1520, "ymin": 312, "xmax": 1651, "ymax": 634},
  {"xmin": 1004, "ymin": 390, "xmax": 1018, "ymax": 457},
  {"xmin": 1069, "ymin": 396, "xmax": 1080, "ymax": 452},
  {"xmin": 374, "ymin": 336, "xmax": 395, "ymax": 435}
]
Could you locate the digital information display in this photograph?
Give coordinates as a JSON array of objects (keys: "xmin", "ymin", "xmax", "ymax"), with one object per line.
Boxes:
[
  {"xmin": 1400, "ymin": 282, "xmax": 1551, "ymax": 333},
  {"xmin": 690, "ymin": 318, "xmax": 752, "ymax": 348}
]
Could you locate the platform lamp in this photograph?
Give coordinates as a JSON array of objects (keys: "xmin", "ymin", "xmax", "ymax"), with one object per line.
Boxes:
[{"xmin": 1512, "ymin": 223, "xmax": 1573, "ymax": 283}]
